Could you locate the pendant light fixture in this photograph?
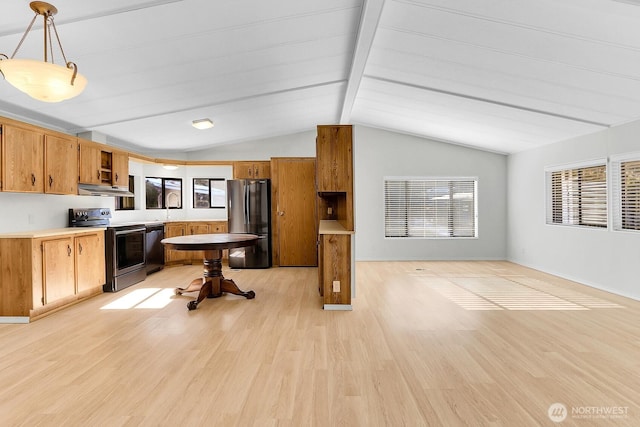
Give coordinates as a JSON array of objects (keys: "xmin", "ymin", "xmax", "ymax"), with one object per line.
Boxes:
[{"xmin": 0, "ymin": 2, "xmax": 87, "ymax": 102}]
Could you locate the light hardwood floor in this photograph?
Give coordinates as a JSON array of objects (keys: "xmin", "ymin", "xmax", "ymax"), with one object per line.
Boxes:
[{"xmin": 0, "ymin": 261, "xmax": 638, "ymax": 426}]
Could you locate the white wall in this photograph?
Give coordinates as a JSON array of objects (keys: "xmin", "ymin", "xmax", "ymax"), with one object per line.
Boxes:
[
  {"xmin": 354, "ymin": 126, "xmax": 508, "ymax": 261},
  {"xmin": 0, "ymin": 192, "xmax": 113, "ymax": 233},
  {"xmin": 184, "ymin": 130, "xmax": 316, "ymax": 160},
  {"xmin": 507, "ymin": 123, "xmax": 640, "ymax": 300}
]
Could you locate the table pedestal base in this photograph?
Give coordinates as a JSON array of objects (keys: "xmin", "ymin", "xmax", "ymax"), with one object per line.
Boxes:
[{"xmin": 174, "ymin": 249, "xmax": 255, "ymax": 310}]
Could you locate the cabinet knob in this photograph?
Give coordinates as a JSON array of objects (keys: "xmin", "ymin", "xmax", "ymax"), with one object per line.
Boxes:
[
  {"xmin": 49, "ymin": 175, "xmax": 53, "ymax": 187},
  {"xmin": 78, "ymin": 243, "xmax": 83, "ymax": 255},
  {"xmin": 31, "ymin": 173, "xmax": 36, "ymax": 186},
  {"xmin": 67, "ymin": 245, "xmax": 72, "ymax": 256}
]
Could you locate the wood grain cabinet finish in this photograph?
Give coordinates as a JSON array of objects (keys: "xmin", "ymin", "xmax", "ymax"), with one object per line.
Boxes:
[
  {"xmin": 45, "ymin": 134, "xmax": 78, "ymax": 195},
  {"xmin": 319, "ymin": 234, "xmax": 351, "ymax": 305},
  {"xmin": 164, "ymin": 221, "xmax": 228, "ymax": 264},
  {"xmin": 78, "ymin": 139, "xmax": 129, "ymax": 187},
  {"xmin": 111, "ymin": 151, "xmax": 129, "ymax": 187},
  {"xmin": 78, "ymin": 139, "xmax": 103, "ymax": 185},
  {"xmin": 233, "ymin": 161, "xmax": 270, "ymax": 179},
  {"xmin": 164, "ymin": 222, "xmax": 187, "ymax": 263},
  {"xmin": 75, "ymin": 232, "xmax": 106, "ymax": 293},
  {"xmin": 41, "ymin": 237, "xmax": 76, "ymax": 305},
  {"xmin": 0, "ymin": 230, "xmax": 105, "ymax": 321},
  {"xmin": 1, "ymin": 124, "xmax": 44, "ymax": 193},
  {"xmin": 315, "ymin": 125, "xmax": 354, "ymax": 309},
  {"xmin": 316, "ymin": 125, "xmax": 352, "ymax": 193}
]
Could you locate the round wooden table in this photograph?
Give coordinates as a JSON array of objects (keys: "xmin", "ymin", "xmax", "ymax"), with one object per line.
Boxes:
[{"xmin": 161, "ymin": 233, "xmax": 259, "ymax": 310}]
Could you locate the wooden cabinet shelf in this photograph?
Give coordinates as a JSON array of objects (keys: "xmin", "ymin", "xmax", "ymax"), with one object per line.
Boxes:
[{"xmin": 78, "ymin": 138, "xmax": 129, "ymax": 188}]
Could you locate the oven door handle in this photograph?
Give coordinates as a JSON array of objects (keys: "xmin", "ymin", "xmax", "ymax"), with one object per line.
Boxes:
[{"xmin": 115, "ymin": 227, "xmax": 146, "ymax": 235}]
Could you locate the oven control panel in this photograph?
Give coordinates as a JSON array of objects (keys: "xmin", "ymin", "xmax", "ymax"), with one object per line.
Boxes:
[{"xmin": 68, "ymin": 208, "xmax": 112, "ymax": 227}]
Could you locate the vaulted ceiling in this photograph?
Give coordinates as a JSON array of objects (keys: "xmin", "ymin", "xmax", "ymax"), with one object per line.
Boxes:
[{"xmin": 1, "ymin": 0, "xmax": 640, "ymax": 155}]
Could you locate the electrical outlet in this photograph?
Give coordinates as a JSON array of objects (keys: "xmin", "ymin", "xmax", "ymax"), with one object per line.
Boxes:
[{"xmin": 332, "ymin": 280, "xmax": 340, "ymax": 292}]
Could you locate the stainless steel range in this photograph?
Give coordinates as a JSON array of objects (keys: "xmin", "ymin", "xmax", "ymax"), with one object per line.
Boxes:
[{"xmin": 69, "ymin": 208, "xmax": 146, "ymax": 292}]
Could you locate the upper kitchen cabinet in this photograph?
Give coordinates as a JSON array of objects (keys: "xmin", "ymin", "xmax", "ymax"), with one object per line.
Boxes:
[
  {"xmin": 0, "ymin": 123, "xmax": 44, "ymax": 193},
  {"xmin": 316, "ymin": 125, "xmax": 353, "ymax": 193},
  {"xmin": 78, "ymin": 139, "xmax": 102, "ymax": 185},
  {"xmin": 44, "ymin": 133, "xmax": 78, "ymax": 195},
  {"xmin": 78, "ymin": 138, "xmax": 129, "ymax": 187},
  {"xmin": 316, "ymin": 125, "xmax": 354, "ymax": 231},
  {"xmin": 111, "ymin": 151, "xmax": 129, "ymax": 187},
  {"xmin": 233, "ymin": 161, "xmax": 270, "ymax": 179}
]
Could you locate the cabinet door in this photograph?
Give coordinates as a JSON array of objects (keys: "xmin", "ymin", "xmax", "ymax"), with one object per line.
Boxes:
[
  {"xmin": 209, "ymin": 221, "xmax": 227, "ymax": 233},
  {"xmin": 42, "ymin": 238, "xmax": 75, "ymax": 305},
  {"xmin": 188, "ymin": 223, "xmax": 210, "ymax": 260},
  {"xmin": 78, "ymin": 140, "xmax": 102, "ymax": 185},
  {"xmin": 209, "ymin": 221, "xmax": 228, "ymax": 259},
  {"xmin": 254, "ymin": 161, "xmax": 271, "ymax": 178},
  {"xmin": 165, "ymin": 223, "xmax": 187, "ymax": 263},
  {"xmin": 45, "ymin": 134, "xmax": 78, "ymax": 194},
  {"xmin": 321, "ymin": 234, "xmax": 351, "ymax": 305},
  {"xmin": 111, "ymin": 151, "xmax": 129, "ymax": 187},
  {"xmin": 76, "ymin": 233, "xmax": 105, "ymax": 293},
  {"xmin": 233, "ymin": 161, "xmax": 255, "ymax": 179},
  {"xmin": 2, "ymin": 124, "xmax": 44, "ymax": 193},
  {"xmin": 316, "ymin": 125, "xmax": 352, "ymax": 192}
]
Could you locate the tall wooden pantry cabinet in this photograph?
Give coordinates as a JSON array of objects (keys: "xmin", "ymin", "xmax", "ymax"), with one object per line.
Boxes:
[{"xmin": 316, "ymin": 125, "xmax": 354, "ymax": 310}]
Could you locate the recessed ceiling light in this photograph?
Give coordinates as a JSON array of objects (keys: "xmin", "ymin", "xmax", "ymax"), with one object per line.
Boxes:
[{"xmin": 192, "ymin": 118, "xmax": 214, "ymax": 130}]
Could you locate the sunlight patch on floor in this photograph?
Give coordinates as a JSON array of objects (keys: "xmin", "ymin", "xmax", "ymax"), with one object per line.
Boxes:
[
  {"xmin": 100, "ymin": 288, "xmax": 174, "ymax": 310},
  {"xmin": 418, "ymin": 275, "xmax": 624, "ymax": 311}
]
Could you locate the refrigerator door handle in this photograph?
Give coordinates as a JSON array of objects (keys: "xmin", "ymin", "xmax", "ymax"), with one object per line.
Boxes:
[{"xmin": 244, "ymin": 184, "xmax": 249, "ymax": 225}]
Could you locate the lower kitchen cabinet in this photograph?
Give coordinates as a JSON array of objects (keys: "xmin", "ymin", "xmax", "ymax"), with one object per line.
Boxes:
[
  {"xmin": 318, "ymin": 221, "xmax": 354, "ymax": 309},
  {"xmin": 41, "ymin": 237, "xmax": 76, "ymax": 305},
  {"xmin": 76, "ymin": 232, "xmax": 106, "ymax": 293},
  {"xmin": 164, "ymin": 221, "xmax": 228, "ymax": 265},
  {"xmin": 0, "ymin": 229, "xmax": 106, "ymax": 322}
]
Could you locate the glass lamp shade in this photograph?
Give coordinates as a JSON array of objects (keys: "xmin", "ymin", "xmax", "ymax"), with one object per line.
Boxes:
[{"xmin": 0, "ymin": 58, "xmax": 87, "ymax": 102}]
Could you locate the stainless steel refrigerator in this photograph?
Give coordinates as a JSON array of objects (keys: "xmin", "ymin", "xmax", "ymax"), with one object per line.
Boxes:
[{"xmin": 227, "ymin": 179, "xmax": 272, "ymax": 268}]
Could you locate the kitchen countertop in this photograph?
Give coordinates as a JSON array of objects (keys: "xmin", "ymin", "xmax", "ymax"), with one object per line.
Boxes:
[
  {"xmin": 0, "ymin": 227, "xmax": 107, "ymax": 239},
  {"xmin": 0, "ymin": 219, "xmax": 228, "ymax": 239}
]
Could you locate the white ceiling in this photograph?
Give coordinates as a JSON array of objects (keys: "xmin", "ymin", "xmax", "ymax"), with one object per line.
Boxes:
[{"xmin": 2, "ymin": 0, "xmax": 640, "ymax": 154}]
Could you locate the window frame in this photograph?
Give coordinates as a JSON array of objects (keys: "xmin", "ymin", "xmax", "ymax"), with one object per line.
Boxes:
[
  {"xmin": 611, "ymin": 152, "xmax": 640, "ymax": 233},
  {"xmin": 544, "ymin": 159, "xmax": 607, "ymax": 229},
  {"xmin": 145, "ymin": 177, "xmax": 183, "ymax": 210},
  {"xmin": 383, "ymin": 176, "xmax": 478, "ymax": 239},
  {"xmin": 193, "ymin": 178, "xmax": 226, "ymax": 209}
]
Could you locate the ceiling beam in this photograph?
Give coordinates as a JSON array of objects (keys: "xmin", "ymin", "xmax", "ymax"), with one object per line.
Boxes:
[{"xmin": 340, "ymin": 0, "xmax": 386, "ymax": 124}]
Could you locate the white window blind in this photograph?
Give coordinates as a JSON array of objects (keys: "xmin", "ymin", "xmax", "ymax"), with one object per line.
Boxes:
[
  {"xmin": 612, "ymin": 156, "xmax": 640, "ymax": 231},
  {"xmin": 546, "ymin": 164, "xmax": 607, "ymax": 228},
  {"xmin": 384, "ymin": 178, "xmax": 477, "ymax": 238}
]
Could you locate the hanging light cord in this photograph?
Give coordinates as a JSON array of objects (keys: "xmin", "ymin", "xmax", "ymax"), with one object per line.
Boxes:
[{"xmin": 9, "ymin": 14, "xmax": 38, "ymax": 59}]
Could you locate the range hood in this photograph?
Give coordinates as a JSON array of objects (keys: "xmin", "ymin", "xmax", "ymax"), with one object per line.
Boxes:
[{"xmin": 78, "ymin": 184, "xmax": 134, "ymax": 197}]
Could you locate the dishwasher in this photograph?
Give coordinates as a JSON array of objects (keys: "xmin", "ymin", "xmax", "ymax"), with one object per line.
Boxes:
[{"xmin": 145, "ymin": 223, "xmax": 165, "ymax": 274}]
